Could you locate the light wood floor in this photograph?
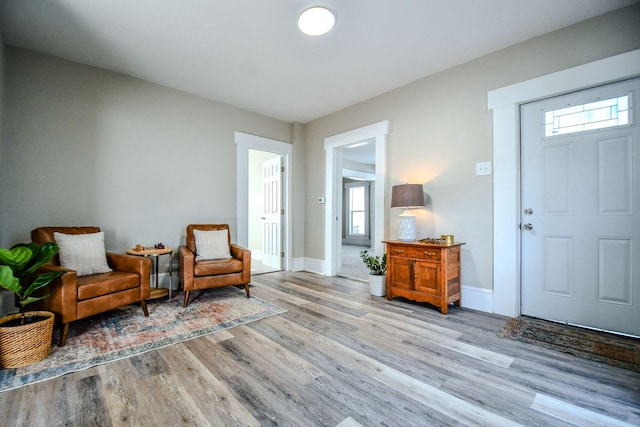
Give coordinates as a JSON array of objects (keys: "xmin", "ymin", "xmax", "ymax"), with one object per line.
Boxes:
[{"xmin": 0, "ymin": 271, "xmax": 638, "ymax": 426}]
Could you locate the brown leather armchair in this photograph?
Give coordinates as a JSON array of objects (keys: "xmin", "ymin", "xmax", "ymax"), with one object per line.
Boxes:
[
  {"xmin": 31, "ymin": 227, "xmax": 151, "ymax": 346},
  {"xmin": 179, "ymin": 224, "xmax": 251, "ymax": 307}
]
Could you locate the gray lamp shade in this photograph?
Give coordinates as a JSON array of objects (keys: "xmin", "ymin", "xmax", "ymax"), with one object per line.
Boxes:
[{"xmin": 391, "ymin": 184, "xmax": 425, "ymax": 208}]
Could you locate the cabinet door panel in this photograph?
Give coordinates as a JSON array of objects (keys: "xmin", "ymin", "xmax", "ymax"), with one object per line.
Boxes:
[
  {"xmin": 391, "ymin": 257, "xmax": 412, "ymax": 290},
  {"xmin": 414, "ymin": 261, "xmax": 440, "ymax": 295}
]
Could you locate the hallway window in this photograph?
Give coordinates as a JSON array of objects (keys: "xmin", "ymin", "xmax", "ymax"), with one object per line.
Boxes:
[
  {"xmin": 343, "ymin": 180, "xmax": 371, "ymax": 247},
  {"xmin": 349, "ymin": 185, "xmax": 366, "ymax": 235}
]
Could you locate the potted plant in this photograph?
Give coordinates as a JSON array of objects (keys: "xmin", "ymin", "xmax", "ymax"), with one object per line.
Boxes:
[
  {"xmin": 0, "ymin": 242, "xmax": 64, "ymax": 368},
  {"xmin": 360, "ymin": 250, "xmax": 387, "ymax": 296}
]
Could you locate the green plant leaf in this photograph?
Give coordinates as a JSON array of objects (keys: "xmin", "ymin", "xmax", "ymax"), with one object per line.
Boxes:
[
  {"xmin": 0, "ymin": 242, "xmax": 63, "ymax": 310},
  {"xmin": 360, "ymin": 250, "xmax": 387, "ymax": 275},
  {"xmin": 0, "ymin": 246, "xmax": 34, "ymax": 272},
  {"xmin": 23, "ymin": 242, "xmax": 59, "ymax": 276},
  {"xmin": 0, "ymin": 265, "xmax": 21, "ymax": 293},
  {"xmin": 23, "ymin": 270, "xmax": 64, "ymax": 297}
]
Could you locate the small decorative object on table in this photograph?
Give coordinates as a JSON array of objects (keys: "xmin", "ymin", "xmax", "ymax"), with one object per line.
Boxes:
[
  {"xmin": 420, "ymin": 237, "xmax": 445, "ymax": 244},
  {"xmin": 441, "ymin": 235, "xmax": 454, "ymax": 245},
  {"xmin": 360, "ymin": 250, "xmax": 387, "ymax": 297},
  {"xmin": 154, "ymin": 243, "xmax": 165, "ymax": 249},
  {"xmin": 419, "ymin": 235, "xmax": 455, "ymax": 245}
]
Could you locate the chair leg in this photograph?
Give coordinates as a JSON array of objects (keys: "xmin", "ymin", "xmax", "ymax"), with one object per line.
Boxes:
[
  {"xmin": 183, "ymin": 291, "xmax": 190, "ymax": 307},
  {"xmin": 60, "ymin": 322, "xmax": 70, "ymax": 347},
  {"xmin": 245, "ymin": 283, "xmax": 250, "ymax": 298},
  {"xmin": 141, "ymin": 299, "xmax": 149, "ymax": 317}
]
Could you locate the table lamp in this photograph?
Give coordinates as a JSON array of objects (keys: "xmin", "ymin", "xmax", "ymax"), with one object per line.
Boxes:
[{"xmin": 391, "ymin": 184, "xmax": 425, "ymax": 241}]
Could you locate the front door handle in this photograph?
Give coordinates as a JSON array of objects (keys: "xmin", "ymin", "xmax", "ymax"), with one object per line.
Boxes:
[{"xmin": 521, "ymin": 223, "xmax": 533, "ymax": 230}]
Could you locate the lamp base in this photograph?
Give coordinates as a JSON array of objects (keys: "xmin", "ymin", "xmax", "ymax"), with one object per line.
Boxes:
[{"xmin": 397, "ymin": 213, "xmax": 416, "ymax": 241}]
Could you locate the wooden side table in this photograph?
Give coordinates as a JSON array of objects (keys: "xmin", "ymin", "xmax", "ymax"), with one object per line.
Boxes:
[
  {"xmin": 383, "ymin": 240, "xmax": 464, "ymax": 314},
  {"xmin": 126, "ymin": 247, "xmax": 174, "ymax": 300}
]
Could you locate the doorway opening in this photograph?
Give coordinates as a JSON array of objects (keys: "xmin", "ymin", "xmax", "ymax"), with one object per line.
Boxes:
[
  {"xmin": 248, "ymin": 149, "xmax": 284, "ymax": 275},
  {"xmin": 235, "ymin": 131, "xmax": 292, "ymax": 274},
  {"xmin": 339, "ymin": 144, "xmax": 376, "ymax": 281},
  {"xmin": 324, "ymin": 121, "xmax": 389, "ymax": 278}
]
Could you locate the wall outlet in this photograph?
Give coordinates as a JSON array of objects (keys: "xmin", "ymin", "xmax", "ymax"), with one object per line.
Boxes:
[{"xmin": 476, "ymin": 161, "xmax": 492, "ymax": 176}]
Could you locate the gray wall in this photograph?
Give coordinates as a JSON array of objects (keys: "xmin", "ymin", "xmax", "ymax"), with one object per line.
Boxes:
[
  {"xmin": 0, "ymin": 47, "xmax": 292, "ymax": 255},
  {"xmin": 303, "ymin": 5, "xmax": 640, "ymax": 291}
]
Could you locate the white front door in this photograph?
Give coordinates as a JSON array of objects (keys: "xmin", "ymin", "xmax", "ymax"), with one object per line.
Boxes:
[
  {"xmin": 521, "ymin": 78, "xmax": 639, "ymax": 336},
  {"xmin": 261, "ymin": 156, "xmax": 282, "ymax": 269}
]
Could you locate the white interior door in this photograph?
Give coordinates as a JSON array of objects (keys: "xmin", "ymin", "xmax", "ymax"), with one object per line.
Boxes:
[
  {"xmin": 521, "ymin": 78, "xmax": 639, "ymax": 336},
  {"xmin": 261, "ymin": 156, "xmax": 282, "ymax": 269}
]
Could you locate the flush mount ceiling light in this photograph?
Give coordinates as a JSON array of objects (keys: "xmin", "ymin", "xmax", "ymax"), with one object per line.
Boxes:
[{"xmin": 298, "ymin": 6, "xmax": 335, "ymax": 36}]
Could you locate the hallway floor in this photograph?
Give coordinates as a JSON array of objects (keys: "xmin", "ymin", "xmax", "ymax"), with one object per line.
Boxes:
[
  {"xmin": 250, "ymin": 257, "xmax": 281, "ymax": 275},
  {"xmin": 339, "ymin": 244, "xmax": 373, "ymax": 282}
]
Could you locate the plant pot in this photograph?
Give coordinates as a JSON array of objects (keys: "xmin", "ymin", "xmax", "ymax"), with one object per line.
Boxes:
[
  {"xmin": 368, "ymin": 274, "xmax": 387, "ymax": 297},
  {"xmin": 0, "ymin": 311, "xmax": 54, "ymax": 368}
]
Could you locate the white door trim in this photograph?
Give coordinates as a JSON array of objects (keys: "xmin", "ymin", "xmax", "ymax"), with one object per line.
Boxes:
[
  {"xmin": 235, "ymin": 131, "xmax": 292, "ymax": 271},
  {"xmin": 488, "ymin": 49, "xmax": 640, "ymax": 317},
  {"xmin": 324, "ymin": 120, "xmax": 389, "ymax": 276}
]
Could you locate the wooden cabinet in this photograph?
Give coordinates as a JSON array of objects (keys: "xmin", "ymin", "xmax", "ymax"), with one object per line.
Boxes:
[{"xmin": 383, "ymin": 240, "xmax": 463, "ymax": 314}]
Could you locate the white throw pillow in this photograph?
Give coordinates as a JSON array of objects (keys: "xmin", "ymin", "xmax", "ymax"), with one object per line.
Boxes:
[
  {"xmin": 194, "ymin": 229, "xmax": 231, "ymax": 261},
  {"xmin": 54, "ymin": 231, "xmax": 112, "ymax": 277}
]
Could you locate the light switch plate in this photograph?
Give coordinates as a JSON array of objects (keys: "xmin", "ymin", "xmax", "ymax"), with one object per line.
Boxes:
[{"xmin": 476, "ymin": 161, "xmax": 492, "ymax": 176}]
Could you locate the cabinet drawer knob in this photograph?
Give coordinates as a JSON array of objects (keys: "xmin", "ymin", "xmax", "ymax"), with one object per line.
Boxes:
[
  {"xmin": 414, "ymin": 274, "xmax": 418, "ymax": 278},
  {"xmin": 394, "ymin": 249, "xmax": 405, "ymax": 253},
  {"xmin": 425, "ymin": 251, "xmax": 436, "ymax": 256}
]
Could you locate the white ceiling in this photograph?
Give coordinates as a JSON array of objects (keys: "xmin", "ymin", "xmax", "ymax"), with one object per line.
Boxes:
[{"xmin": 0, "ymin": 0, "xmax": 636, "ymax": 123}]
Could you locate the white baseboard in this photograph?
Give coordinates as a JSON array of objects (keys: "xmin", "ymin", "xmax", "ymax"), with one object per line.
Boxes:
[
  {"xmin": 290, "ymin": 257, "xmax": 324, "ymax": 275},
  {"xmin": 289, "ymin": 257, "xmax": 305, "ymax": 271},
  {"xmin": 461, "ymin": 285, "xmax": 493, "ymax": 313}
]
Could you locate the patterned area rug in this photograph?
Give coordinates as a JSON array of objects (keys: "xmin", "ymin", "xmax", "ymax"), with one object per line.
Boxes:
[
  {"xmin": 497, "ymin": 317, "xmax": 640, "ymax": 372},
  {"xmin": 0, "ymin": 287, "xmax": 286, "ymax": 392}
]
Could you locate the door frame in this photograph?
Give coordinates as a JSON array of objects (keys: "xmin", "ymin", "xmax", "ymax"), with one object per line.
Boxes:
[
  {"xmin": 488, "ymin": 49, "xmax": 640, "ymax": 317},
  {"xmin": 324, "ymin": 120, "xmax": 388, "ymax": 276},
  {"xmin": 235, "ymin": 131, "xmax": 292, "ymax": 271}
]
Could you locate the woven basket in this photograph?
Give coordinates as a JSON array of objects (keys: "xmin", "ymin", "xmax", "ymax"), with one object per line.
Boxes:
[{"xmin": 0, "ymin": 311, "xmax": 54, "ymax": 368}]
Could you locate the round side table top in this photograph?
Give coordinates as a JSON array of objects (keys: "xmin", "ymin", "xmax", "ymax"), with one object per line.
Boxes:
[{"xmin": 126, "ymin": 247, "xmax": 173, "ymax": 256}]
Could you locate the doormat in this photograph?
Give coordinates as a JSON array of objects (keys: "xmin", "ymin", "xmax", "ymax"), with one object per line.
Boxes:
[
  {"xmin": 497, "ymin": 317, "xmax": 640, "ymax": 373},
  {"xmin": 0, "ymin": 286, "xmax": 286, "ymax": 393}
]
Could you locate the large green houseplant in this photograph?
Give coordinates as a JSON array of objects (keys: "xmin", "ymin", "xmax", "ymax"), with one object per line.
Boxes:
[
  {"xmin": 360, "ymin": 250, "xmax": 387, "ymax": 297},
  {"xmin": 0, "ymin": 242, "xmax": 64, "ymax": 368}
]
